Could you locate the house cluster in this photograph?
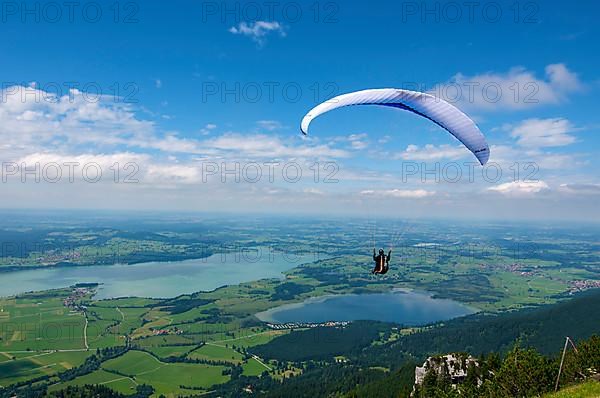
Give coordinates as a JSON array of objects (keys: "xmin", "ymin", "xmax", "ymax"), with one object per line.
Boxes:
[
  {"xmin": 481, "ymin": 262, "xmax": 537, "ymax": 277},
  {"xmin": 500, "ymin": 262, "xmax": 536, "ymax": 274},
  {"xmin": 570, "ymin": 279, "xmax": 600, "ymax": 293},
  {"xmin": 62, "ymin": 287, "xmax": 90, "ymax": 311},
  {"xmin": 152, "ymin": 327, "xmax": 183, "ymax": 336},
  {"xmin": 265, "ymin": 321, "xmax": 350, "ymax": 330},
  {"xmin": 37, "ymin": 250, "xmax": 81, "ymax": 265}
]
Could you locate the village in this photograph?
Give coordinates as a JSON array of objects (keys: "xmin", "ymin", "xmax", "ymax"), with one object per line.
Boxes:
[
  {"xmin": 265, "ymin": 321, "xmax": 351, "ymax": 330},
  {"xmin": 62, "ymin": 285, "xmax": 95, "ymax": 312}
]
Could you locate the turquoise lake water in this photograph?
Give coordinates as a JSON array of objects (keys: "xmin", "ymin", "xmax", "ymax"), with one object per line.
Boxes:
[{"xmin": 0, "ymin": 248, "xmax": 316, "ymax": 299}]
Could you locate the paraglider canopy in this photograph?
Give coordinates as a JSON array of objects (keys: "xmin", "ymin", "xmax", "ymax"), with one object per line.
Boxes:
[{"xmin": 301, "ymin": 88, "xmax": 490, "ymax": 165}]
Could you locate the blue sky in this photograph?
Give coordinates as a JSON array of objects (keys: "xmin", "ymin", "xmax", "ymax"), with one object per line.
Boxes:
[{"xmin": 1, "ymin": 0, "xmax": 599, "ymax": 220}]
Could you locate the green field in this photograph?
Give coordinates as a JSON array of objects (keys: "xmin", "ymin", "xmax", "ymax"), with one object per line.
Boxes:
[
  {"xmin": 0, "ymin": 292, "xmax": 87, "ymax": 351},
  {"xmin": 48, "ymin": 369, "xmax": 138, "ymax": 394},
  {"xmin": 0, "ymin": 350, "xmax": 91, "ymax": 387},
  {"xmin": 102, "ymin": 350, "xmax": 228, "ymax": 396},
  {"xmin": 242, "ymin": 357, "xmax": 268, "ymax": 376},
  {"xmin": 146, "ymin": 345, "xmax": 196, "ymax": 359},
  {"xmin": 49, "ymin": 350, "xmax": 230, "ymax": 396},
  {"xmin": 188, "ymin": 344, "xmax": 244, "ymax": 364}
]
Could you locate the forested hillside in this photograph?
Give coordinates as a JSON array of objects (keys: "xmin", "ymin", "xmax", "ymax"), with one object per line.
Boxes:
[{"xmin": 364, "ymin": 288, "xmax": 600, "ymax": 366}]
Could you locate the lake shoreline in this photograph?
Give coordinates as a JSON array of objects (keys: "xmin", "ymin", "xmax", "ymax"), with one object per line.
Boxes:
[
  {"xmin": 255, "ymin": 289, "xmax": 479, "ymax": 326},
  {"xmin": 0, "ymin": 251, "xmax": 224, "ymax": 274},
  {"xmin": 0, "ymin": 247, "xmax": 318, "ymax": 299}
]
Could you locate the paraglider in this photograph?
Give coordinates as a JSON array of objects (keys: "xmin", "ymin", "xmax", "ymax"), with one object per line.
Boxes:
[
  {"xmin": 300, "ymin": 88, "xmax": 490, "ymax": 275},
  {"xmin": 300, "ymin": 88, "xmax": 490, "ymax": 165},
  {"xmin": 373, "ymin": 248, "xmax": 391, "ymax": 275}
]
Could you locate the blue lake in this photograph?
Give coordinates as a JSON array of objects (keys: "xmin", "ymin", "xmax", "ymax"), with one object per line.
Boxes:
[
  {"xmin": 256, "ymin": 290, "xmax": 476, "ymax": 325},
  {"xmin": 0, "ymin": 248, "xmax": 317, "ymax": 299}
]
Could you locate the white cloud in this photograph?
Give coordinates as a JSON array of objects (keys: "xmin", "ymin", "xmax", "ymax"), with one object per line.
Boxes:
[
  {"xmin": 154, "ymin": 79, "xmax": 162, "ymax": 89},
  {"xmin": 140, "ymin": 134, "xmax": 202, "ymax": 153},
  {"xmin": 348, "ymin": 133, "xmax": 367, "ymax": 140},
  {"xmin": 201, "ymin": 133, "xmax": 349, "ymax": 159},
  {"xmin": 433, "ymin": 63, "xmax": 583, "ymax": 111},
  {"xmin": 378, "ymin": 135, "xmax": 391, "ymax": 144},
  {"xmin": 334, "ymin": 169, "xmax": 396, "ymax": 183},
  {"xmin": 395, "ymin": 144, "xmax": 469, "ymax": 161},
  {"xmin": 347, "ymin": 133, "xmax": 369, "ymax": 150},
  {"xmin": 303, "ymin": 188, "xmax": 325, "ymax": 195},
  {"xmin": 558, "ymin": 183, "xmax": 600, "ymax": 195},
  {"xmin": 0, "ymin": 85, "xmax": 154, "ymax": 153},
  {"xmin": 10, "ymin": 151, "xmax": 225, "ymax": 188},
  {"xmin": 200, "ymin": 123, "xmax": 217, "ymax": 135},
  {"xmin": 0, "ymin": 85, "xmax": 348, "ymax": 163},
  {"xmin": 17, "ymin": 152, "xmax": 148, "ymax": 168},
  {"xmin": 351, "ymin": 140, "xmax": 368, "ymax": 150},
  {"xmin": 256, "ymin": 120, "xmax": 283, "ymax": 131},
  {"xmin": 360, "ymin": 189, "xmax": 435, "ymax": 198},
  {"xmin": 508, "ymin": 118, "xmax": 577, "ymax": 147},
  {"xmin": 487, "ymin": 180, "xmax": 549, "ymax": 196},
  {"xmin": 486, "ymin": 144, "xmax": 581, "ymax": 171},
  {"xmin": 229, "ymin": 21, "xmax": 286, "ymax": 46},
  {"xmin": 525, "ymin": 151, "xmax": 581, "ymax": 170},
  {"xmin": 144, "ymin": 163, "xmax": 201, "ymax": 185},
  {"xmin": 545, "ymin": 64, "xmax": 583, "ymax": 91}
]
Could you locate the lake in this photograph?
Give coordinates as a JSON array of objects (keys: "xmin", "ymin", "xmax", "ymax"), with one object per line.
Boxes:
[
  {"xmin": 255, "ymin": 289, "xmax": 476, "ymax": 325},
  {"xmin": 0, "ymin": 248, "xmax": 317, "ymax": 299}
]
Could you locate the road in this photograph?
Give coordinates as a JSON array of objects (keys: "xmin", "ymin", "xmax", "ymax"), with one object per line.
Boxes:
[{"xmin": 83, "ymin": 313, "xmax": 89, "ymax": 350}]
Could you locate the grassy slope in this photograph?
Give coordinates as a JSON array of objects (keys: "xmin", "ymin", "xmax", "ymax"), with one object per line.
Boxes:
[{"xmin": 543, "ymin": 381, "xmax": 600, "ymax": 398}]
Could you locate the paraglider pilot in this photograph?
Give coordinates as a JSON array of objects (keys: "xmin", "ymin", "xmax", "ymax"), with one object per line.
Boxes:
[{"xmin": 372, "ymin": 248, "xmax": 391, "ymax": 274}]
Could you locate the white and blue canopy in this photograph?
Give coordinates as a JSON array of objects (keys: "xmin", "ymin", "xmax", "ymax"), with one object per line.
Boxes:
[{"xmin": 301, "ymin": 88, "xmax": 490, "ymax": 165}]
